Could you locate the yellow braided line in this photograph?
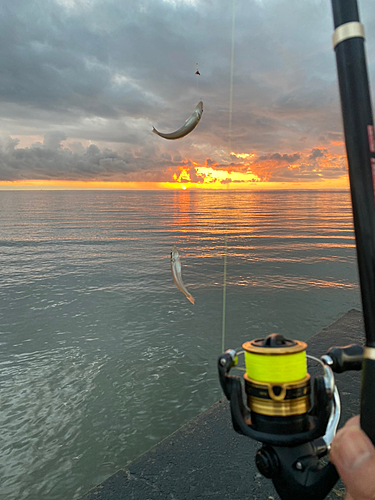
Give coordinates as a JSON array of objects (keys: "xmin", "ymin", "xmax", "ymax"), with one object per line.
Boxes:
[{"xmin": 244, "ymin": 351, "xmax": 307, "ymax": 383}]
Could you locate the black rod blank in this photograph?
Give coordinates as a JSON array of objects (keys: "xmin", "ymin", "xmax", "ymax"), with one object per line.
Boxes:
[{"xmin": 330, "ymin": 0, "xmax": 375, "ymax": 442}]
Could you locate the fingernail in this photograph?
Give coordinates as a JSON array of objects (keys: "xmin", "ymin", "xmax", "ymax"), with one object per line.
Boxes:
[{"xmin": 339, "ymin": 428, "xmax": 373, "ymax": 471}]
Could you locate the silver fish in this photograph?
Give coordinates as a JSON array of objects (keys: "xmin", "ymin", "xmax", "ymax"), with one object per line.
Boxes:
[
  {"xmin": 170, "ymin": 245, "xmax": 195, "ymax": 305},
  {"xmin": 152, "ymin": 101, "xmax": 203, "ymax": 140}
]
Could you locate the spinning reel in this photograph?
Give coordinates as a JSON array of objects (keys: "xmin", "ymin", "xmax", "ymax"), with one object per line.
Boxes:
[{"xmin": 218, "ymin": 335, "xmax": 363, "ymax": 499}]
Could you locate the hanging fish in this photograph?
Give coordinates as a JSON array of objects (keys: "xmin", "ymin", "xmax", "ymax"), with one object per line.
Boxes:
[
  {"xmin": 170, "ymin": 245, "xmax": 195, "ymax": 305},
  {"xmin": 152, "ymin": 101, "xmax": 203, "ymax": 140},
  {"xmin": 195, "ymin": 62, "xmax": 200, "ymax": 75}
]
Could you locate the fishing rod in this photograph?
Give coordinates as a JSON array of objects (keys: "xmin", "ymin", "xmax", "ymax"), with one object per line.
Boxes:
[
  {"xmin": 217, "ymin": 0, "xmax": 375, "ymax": 498},
  {"xmin": 331, "ymin": 0, "xmax": 375, "ymax": 443}
]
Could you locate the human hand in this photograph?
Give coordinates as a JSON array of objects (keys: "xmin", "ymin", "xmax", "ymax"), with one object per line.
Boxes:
[{"xmin": 330, "ymin": 415, "xmax": 375, "ymax": 500}]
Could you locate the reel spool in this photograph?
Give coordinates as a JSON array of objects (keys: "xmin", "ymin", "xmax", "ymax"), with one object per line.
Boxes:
[{"xmin": 243, "ymin": 334, "xmax": 311, "ymax": 435}]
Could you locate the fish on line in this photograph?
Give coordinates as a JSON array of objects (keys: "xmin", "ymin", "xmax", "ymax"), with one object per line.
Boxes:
[
  {"xmin": 152, "ymin": 101, "xmax": 203, "ymax": 140},
  {"xmin": 170, "ymin": 246, "xmax": 195, "ymax": 305}
]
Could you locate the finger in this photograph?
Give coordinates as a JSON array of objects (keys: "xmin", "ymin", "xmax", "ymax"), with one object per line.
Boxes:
[
  {"xmin": 330, "ymin": 423, "xmax": 375, "ymax": 500},
  {"xmin": 344, "ymin": 415, "xmax": 360, "ymax": 429},
  {"xmin": 331, "ymin": 416, "xmax": 360, "ymax": 451}
]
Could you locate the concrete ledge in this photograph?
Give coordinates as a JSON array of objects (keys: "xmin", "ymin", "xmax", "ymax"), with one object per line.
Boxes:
[{"xmin": 81, "ymin": 309, "xmax": 364, "ymax": 500}]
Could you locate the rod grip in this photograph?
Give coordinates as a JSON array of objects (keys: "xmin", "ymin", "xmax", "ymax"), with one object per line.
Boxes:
[{"xmin": 360, "ymin": 358, "xmax": 375, "ymax": 444}]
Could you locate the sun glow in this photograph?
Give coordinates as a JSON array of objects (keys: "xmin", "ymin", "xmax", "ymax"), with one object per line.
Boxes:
[
  {"xmin": 0, "ymin": 177, "xmax": 350, "ymax": 191},
  {"xmin": 230, "ymin": 152, "xmax": 256, "ymax": 159},
  {"xmin": 194, "ymin": 166, "xmax": 260, "ymax": 184},
  {"xmin": 0, "ymin": 147, "xmax": 350, "ymax": 191}
]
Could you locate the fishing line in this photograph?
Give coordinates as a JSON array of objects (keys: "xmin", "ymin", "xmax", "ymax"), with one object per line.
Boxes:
[
  {"xmin": 228, "ymin": 0, "xmax": 237, "ymax": 154},
  {"xmin": 221, "ymin": 1, "xmax": 236, "ymax": 351},
  {"xmin": 221, "ymin": 234, "xmax": 228, "ymax": 352},
  {"xmin": 195, "ymin": 62, "xmax": 200, "ymax": 95},
  {"xmin": 232, "ymin": 350, "xmax": 245, "ymax": 371}
]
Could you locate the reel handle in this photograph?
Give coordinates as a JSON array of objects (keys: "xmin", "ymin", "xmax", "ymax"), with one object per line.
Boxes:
[{"xmin": 324, "ymin": 344, "xmax": 363, "ymax": 373}]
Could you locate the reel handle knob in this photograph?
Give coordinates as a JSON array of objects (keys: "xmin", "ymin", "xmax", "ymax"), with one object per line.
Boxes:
[{"xmin": 325, "ymin": 344, "xmax": 363, "ymax": 373}]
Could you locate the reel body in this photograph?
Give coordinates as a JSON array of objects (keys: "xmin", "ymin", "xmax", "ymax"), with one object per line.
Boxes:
[{"xmin": 218, "ymin": 334, "xmax": 363, "ymax": 499}]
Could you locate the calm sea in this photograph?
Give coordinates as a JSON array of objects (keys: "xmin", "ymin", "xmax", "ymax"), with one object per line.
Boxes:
[{"xmin": 0, "ymin": 190, "xmax": 361, "ymax": 500}]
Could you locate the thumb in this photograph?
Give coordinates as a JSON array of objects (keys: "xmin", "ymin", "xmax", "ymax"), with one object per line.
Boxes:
[{"xmin": 330, "ymin": 416, "xmax": 375, "ymax": 500}]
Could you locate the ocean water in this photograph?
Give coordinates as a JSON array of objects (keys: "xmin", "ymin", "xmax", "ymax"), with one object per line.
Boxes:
[{"xmin": 0, "ymin": 189, "xmax": 361, "ymax": 500}]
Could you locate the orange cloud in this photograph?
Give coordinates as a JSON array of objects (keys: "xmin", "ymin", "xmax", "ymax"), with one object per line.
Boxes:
[
  {"xmin": 164, "ymin": 144, "xmax": 349, "ymax": 190},
  {"xmin": 0, "ymin": 144, "xmax": 350, "ymax": 191}
]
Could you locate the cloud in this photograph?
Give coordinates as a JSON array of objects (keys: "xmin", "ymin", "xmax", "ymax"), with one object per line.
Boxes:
[
  {"xmin": 43, "ymin": 132, "xmax": 68, "ymax": 150},
  {"xmin": 309, "ymin": 148, "xmax": 327, "ymax": 160},
  {"xmin": 266, "ymin": 152, "xmax": 301, "ymax": 162},
  {"xmin": 0, "ymin": 134, "xmax": 186, "ymax": 182},
  {"xmin": 0, "ymin": 0, "xmax": 374, "ymax": 184},
  {"xmin": 247, "ymin": 149, "xmax": 346, "ymax": 182}
]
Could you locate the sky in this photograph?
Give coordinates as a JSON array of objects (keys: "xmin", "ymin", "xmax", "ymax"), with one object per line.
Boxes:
[{"xmin": 0, "ymin": 0, "xmax": 374, "ymax": 190}]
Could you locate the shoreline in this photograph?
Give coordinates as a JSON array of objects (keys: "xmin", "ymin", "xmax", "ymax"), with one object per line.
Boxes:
[{"xmin": 81, "ymin": 309, "xmax": 364, "ymax": 500}]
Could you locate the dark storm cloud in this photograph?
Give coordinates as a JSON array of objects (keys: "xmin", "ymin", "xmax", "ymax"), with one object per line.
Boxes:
[
  {"xmin": 0, "ymin": 134, "xmax": 184, "ymax": 182},
  {"xmin": 0, "ymin": 5, "xmax": 157, "ymax": 120},
  {"xmin": 0, "ymin": 0, "xmax": 374, "ymax": 182},
  {"xmin": 309, "ymin": 148, "xmax": 327, "ymax": 159},
  {"xmin": 264, "ymin": 152, "xmax": 301, "ymax": 162},
  {"xmin": 0, "ymin": 0, "xmax": 207, "ymax": 118}
]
